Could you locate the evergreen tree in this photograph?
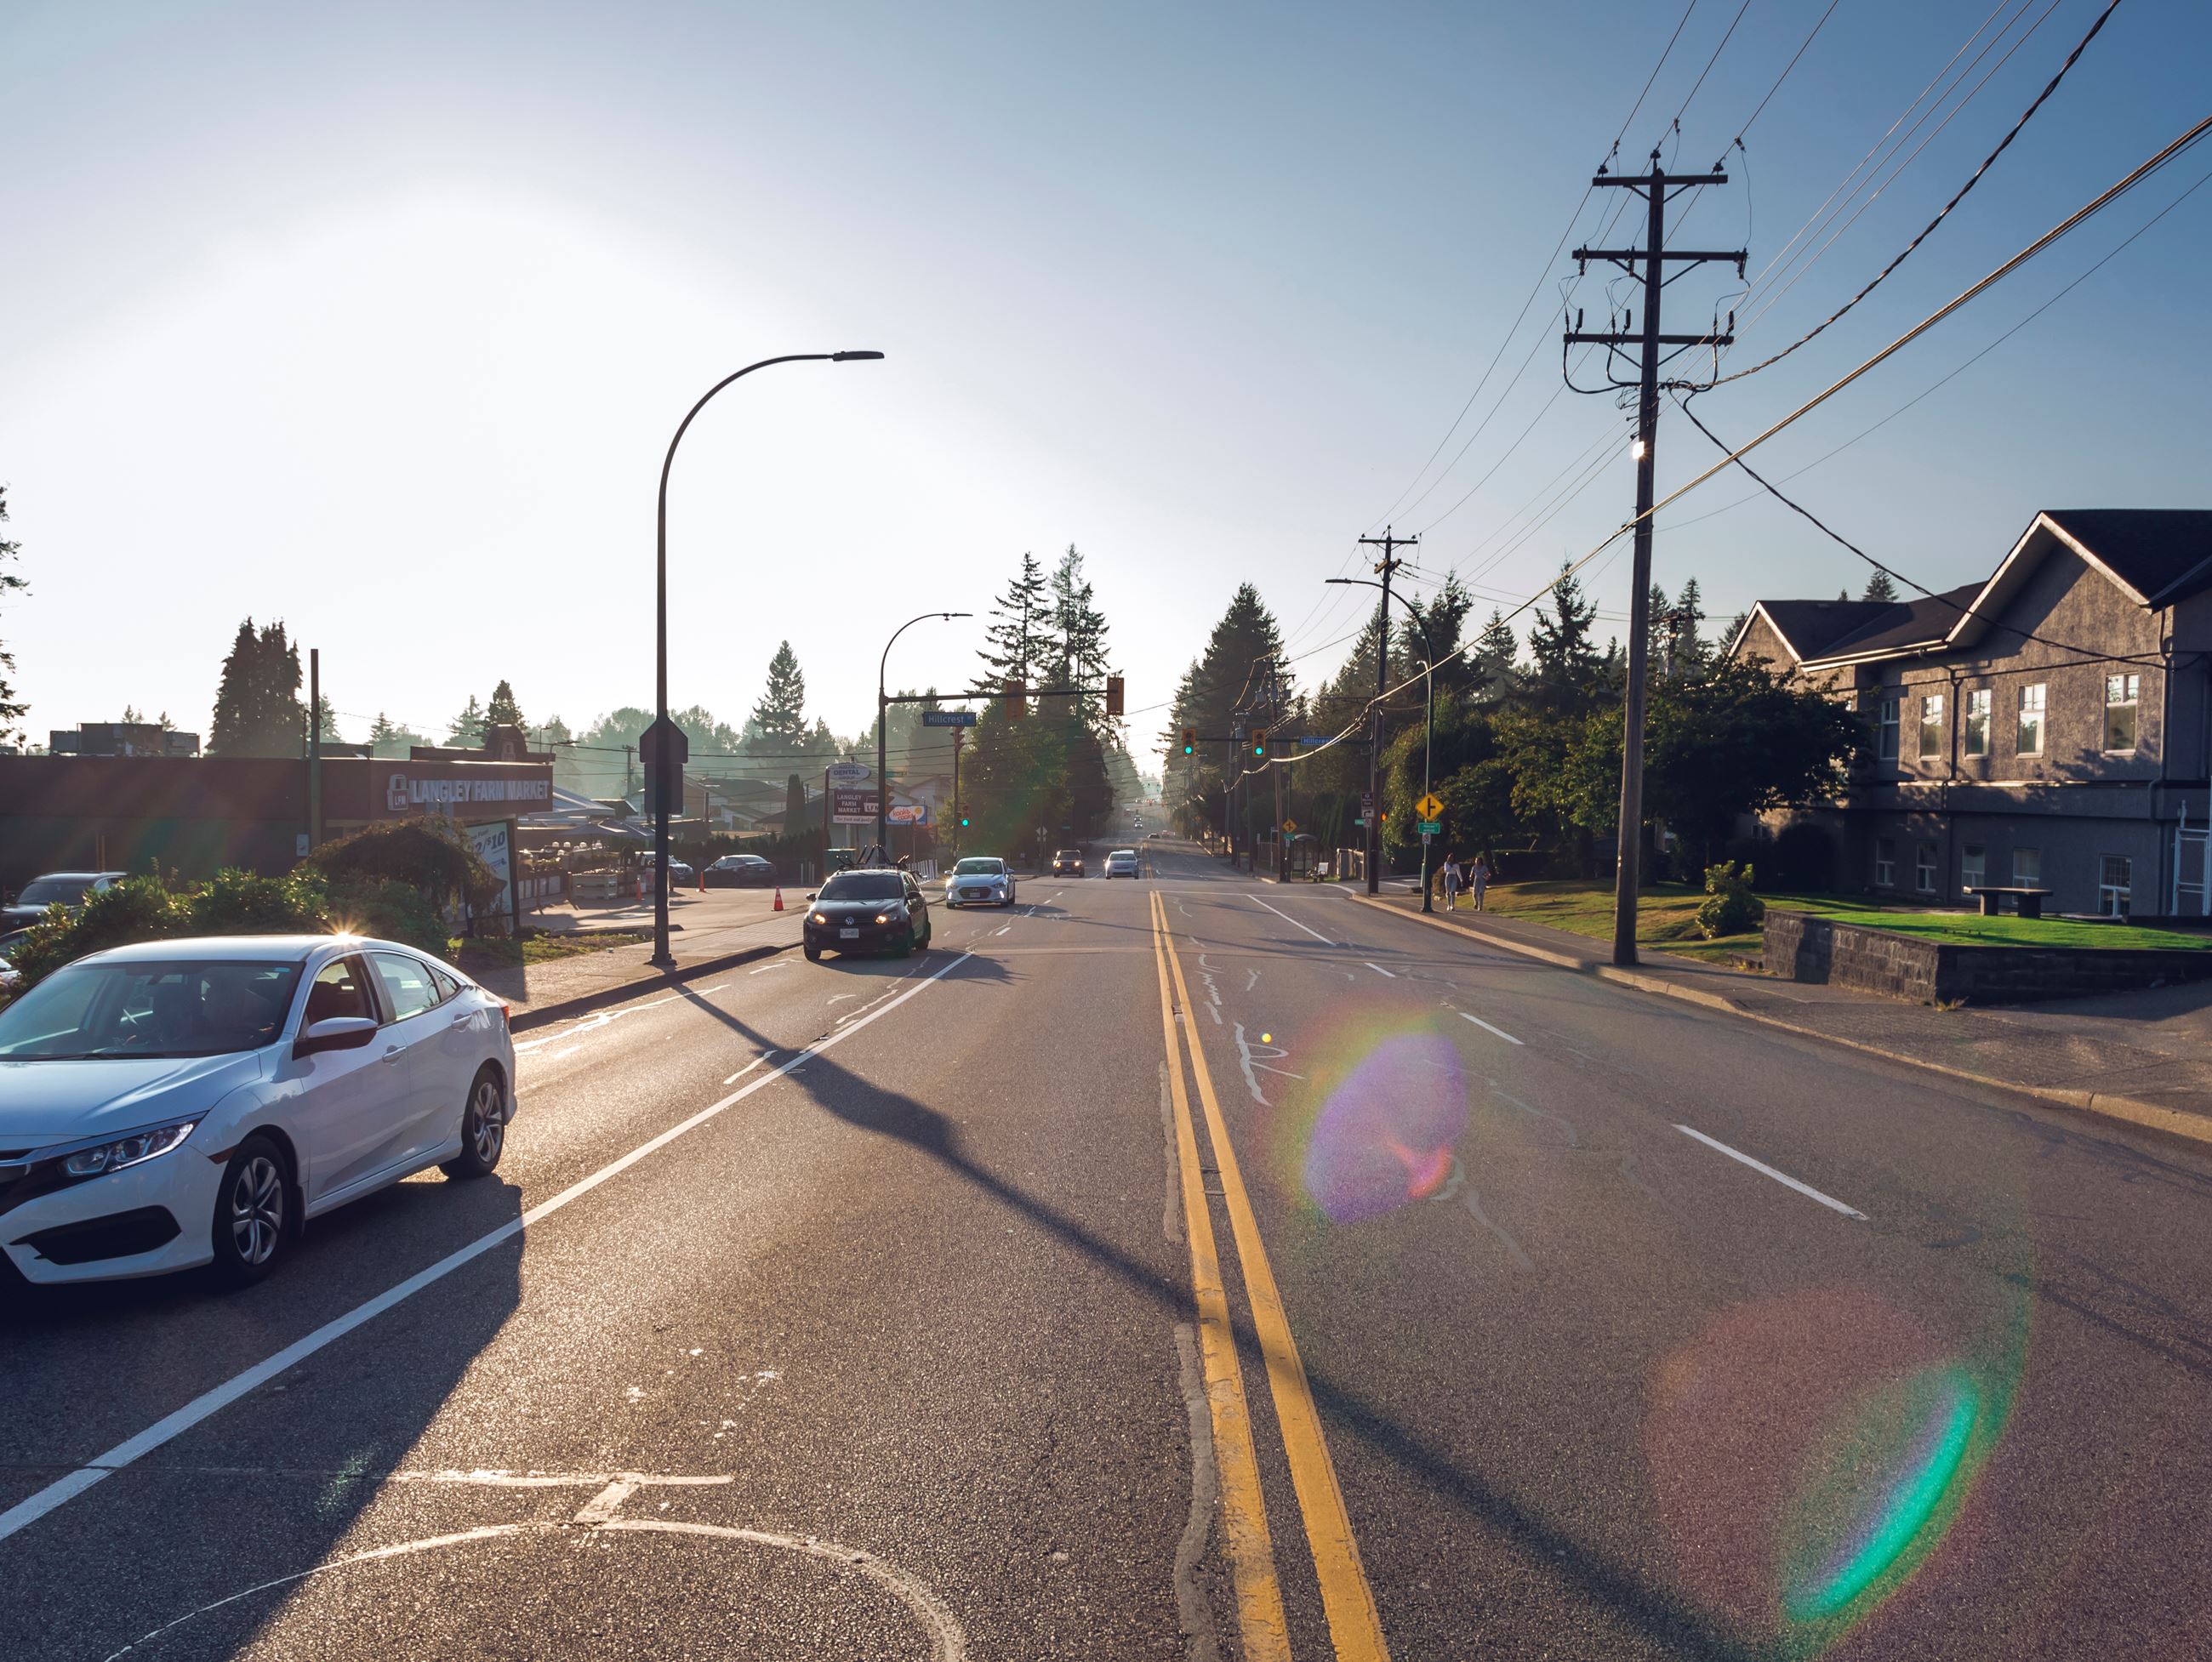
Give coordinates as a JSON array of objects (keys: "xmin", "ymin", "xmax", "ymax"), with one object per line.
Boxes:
[
  {"xmin": 1471, "ymin": 609, "xmax": 1519, "ymax": 699},
  {"xmin": 447, "ymin": 695, "xmax": 487, "ymax": 748},
  {"xmin": 1164, "ymin": 584, "xmax": 1289, "ymax": 853},
  {"xmin": 1527, "ymin": 563, "xmax": 1604, "ymax": 711},
  {"xmin": 746, "ymin": 640, "xmax": 810, "ymax": 754},
  {"xmin": 0, "ymin": 486, "xmax": 25, "ymax": 743},
  {"xmin": 786, "ymin": 772, "xmax": 807, "ymax": 821},
  {"xmin": 975, "ymin": 551, "xmax": 1049, "ymax": 692},
  {"xmin": 1861, "ymin": 569, "xmax": 1901, "ymax": 604},
  {"xmin": 1046, "ymin": 544, "xmax": 1112, "ymax": 725},
  {"xmin": 1668, "ymin": 576, "xmax": 1710, "ymax": 676},
  {"xmin": 208, "ymin": 618, "xmax": 306, "ymax": 756},
  {"xmin": 487, "ymin": 679, "xmax": 526, "ymax": 730},
  {"xmin": 313, "ymin": 695, "xmax": 339, "ymax": 742}
]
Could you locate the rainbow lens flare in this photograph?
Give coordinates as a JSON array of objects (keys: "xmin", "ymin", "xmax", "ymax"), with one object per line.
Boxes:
[{"xmin": 1299, "ymin": 1027, "xmax": 1467, "ymax": 1222}]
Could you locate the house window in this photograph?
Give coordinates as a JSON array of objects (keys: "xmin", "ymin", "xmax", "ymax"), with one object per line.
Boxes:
[
  {"xmin": 1915, "ymin": 844, "xmax": 1938, "ymax": 894},
  {"xmin": 1961, "ymin": 843, "xmax": 1987, "ymax": 894},
  {"xmin": 1964, "ymin": 688, "xmax": 1990, "ymax": 757},
  {"xmin": 1874, "ymin": 838, "xmax": 1897, "ymax": 888},
  {"xmin": 2016, "ymin": 683, "xmax": 2045, "ymax": 755},
  {"xmin": 2104, "ymin": 674, "xmax": 2140, "ymax": 752},
  {"xmin": 1878, "ymin": 697, "xmax": 1900, "ymax": 760},
  {"xmin": 2013, "ymin": 846, "xmax": 2042, "ymax": 887},
  {"xmin": 1918, "ymin": 694, "xmax": 1945, "ymax": 760},
  {"xmin": 2099, "ymin": 855, "xmax": 2132, "ymax": 919}
]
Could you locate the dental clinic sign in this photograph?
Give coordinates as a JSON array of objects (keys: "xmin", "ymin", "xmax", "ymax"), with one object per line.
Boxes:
[{"xmin": 369, "ymin": 763, "xmax": 553, "ymax": 822}]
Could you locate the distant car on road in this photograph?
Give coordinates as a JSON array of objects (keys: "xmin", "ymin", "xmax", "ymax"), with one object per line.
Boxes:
[
  {"xmin": 1104, "ymin": 849, "xmax": 1140, "ymax": 879},
  {"xmin": 704, "ymin": 853, "xmax": 777, "ymax": 888},
  {"xmin": 0, "ymin": 935, "xmax": 516, "ymax": 1289},
  {"xmin": 945, "ymin": 857, "xmax": 1017, "ymax": 908},
  {"xmin": 802, "ymin": 868, "xmax": 932, "ymax": 960},
  {"xmin": 1052, "ymin": 849, "xmax": 1085, "ymax": 876},
  {"xmin": 3, "ymin": 871, "xmax": 127, "ymax": 932}
]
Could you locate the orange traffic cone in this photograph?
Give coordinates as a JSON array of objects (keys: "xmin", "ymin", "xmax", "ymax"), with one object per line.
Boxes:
[
  {"xmin": 772, "ymin": 887, "xmax": 784, "ymax": 912},
  {"xmin": 698, "ymin": 865, "xmax": 706, "ymax": 893}
]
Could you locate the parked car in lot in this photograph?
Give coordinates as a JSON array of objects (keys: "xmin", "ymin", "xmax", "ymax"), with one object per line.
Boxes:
[
  {"xmin": 1104, "ymin": 849, "xmax": 1141, "ymax": 879},
  {"xmin": 0, "ymin": 935, "xmax": 516, "ymax": 1289},
  {"xmin": 802, "ymin": 868, "xmax": 932, "ymax": 960},
  {"xmin": 944, "ymin": 857, "xmax": 1017, "ymax": 908},
  {"xmin": 3, "ymin": 871, "xmax": 127, "ymax": 933},
  {"xmin": 704, "ymin": 853, "xmax": 777, "ymax": 888},
  {"xmin": 1052, "ymin": 849, "xmax": 1085, "ymax": 876}
]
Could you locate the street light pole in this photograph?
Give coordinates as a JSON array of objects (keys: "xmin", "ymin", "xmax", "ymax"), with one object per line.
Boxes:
[
  {"xmin": 1328, "ymin": 578, "xmax": 1438, "ymax": 913},
  {"xmin": 652, "ymin": 350, "xmax": 882, "ymax": 967},
  {"xmin": 878, "ymin": 612, "xmax": 971, "ymax": 855}
]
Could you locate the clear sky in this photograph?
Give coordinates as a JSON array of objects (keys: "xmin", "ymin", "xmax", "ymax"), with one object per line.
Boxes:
[{"xmin": 5, "ymin": 0, "xmax": 2207, "ymax": 760}]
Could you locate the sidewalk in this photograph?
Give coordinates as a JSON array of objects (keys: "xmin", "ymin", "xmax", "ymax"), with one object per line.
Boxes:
[
  {"xmin": 469, "ymin": 888, "xmax": 807, "ymax": 1029},
  {"xmin": 1352, "ymin": 889, "xmax": 2212, "ymax": 1147}
]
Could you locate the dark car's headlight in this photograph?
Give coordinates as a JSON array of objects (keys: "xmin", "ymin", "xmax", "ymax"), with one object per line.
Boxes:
[
  {"xmin": 48, "ymin": 1118, "xmax": 199, "ymax": 1181},
  {"xmin": 811, "ymin": 912, "xmax": 830, "ymax": 925}
]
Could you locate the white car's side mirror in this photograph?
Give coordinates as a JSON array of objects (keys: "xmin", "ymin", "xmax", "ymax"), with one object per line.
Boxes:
[{"xmin": 296, "ymin": 1016, "xmax": 377, "ymax": 1058}]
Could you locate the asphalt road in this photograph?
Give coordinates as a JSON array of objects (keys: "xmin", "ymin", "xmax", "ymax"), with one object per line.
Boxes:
[{"xmin": 4, "ymin": 829, "xmax": 2210, "ymax": 1659}]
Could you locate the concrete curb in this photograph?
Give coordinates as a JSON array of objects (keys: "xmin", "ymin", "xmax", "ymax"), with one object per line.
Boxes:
[
  {"xmin": 1349, "ymin": 893, "xmax": 2212, "ymax": 1150},
  {"xmin": 506, "ymin": 939, "xmax": 799, "ymax": 1033}
]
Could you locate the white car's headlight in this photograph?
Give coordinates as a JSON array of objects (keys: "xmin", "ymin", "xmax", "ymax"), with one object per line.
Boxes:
[{"xmin": 56, "ymin": 1118, "xmax": 198, "ymax": 1179}]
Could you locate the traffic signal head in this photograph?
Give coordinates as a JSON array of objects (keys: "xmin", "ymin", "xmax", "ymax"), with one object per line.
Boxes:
[
  {"xmin": 1181, "ymin": 727, "xmax": 1195, "ymax": 756},
  {"xmin": 1006, "ymin": 680, "xmax": 1028, "ymax": 720},
  {"xmin": 1105, "ymin": 675, "xmax": 1125, "ymax": 719},
  {"xmin": 1251, "ymin": 727, "xmax": 1267, "ymax": 759},
  {"xmin": 960, "ymin": 814, "xmax": 970, "ymax": 828}
]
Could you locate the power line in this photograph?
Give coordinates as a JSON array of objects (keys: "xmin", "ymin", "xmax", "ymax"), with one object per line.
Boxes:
[
  {"xmin": 1668, "ymin": 0, "xmax": 1757, "ymax": 137},
  {"xmin": 1728, "ymin": 0, "xmax": 1843, "ymax": 152},
  {"xmin": 1720, "ymin": 0, "xmax": 2113, "ymax": 379},
  {"xmin": 1671, "ymin": 391, "xmax": 2172, "ymax": 670}
]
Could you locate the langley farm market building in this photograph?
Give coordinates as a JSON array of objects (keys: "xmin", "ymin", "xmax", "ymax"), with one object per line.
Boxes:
[{"xmin": 0, "ymin": 744, "xmax": 553, "ymax": 908}]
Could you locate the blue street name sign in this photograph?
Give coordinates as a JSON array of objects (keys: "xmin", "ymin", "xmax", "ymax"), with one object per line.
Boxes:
[{"xmin": 921, "ymin": 710, "xmax": 978, "ymax": 728}]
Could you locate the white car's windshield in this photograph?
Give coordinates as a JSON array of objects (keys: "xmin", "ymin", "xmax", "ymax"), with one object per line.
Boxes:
[
  {"xmin": 954, "ymin": 860, "xmax": 1005, "ymax": 875},
  {"xmin": 0, "ymin": 959, "xmax": 304, "ymax": 1060}
]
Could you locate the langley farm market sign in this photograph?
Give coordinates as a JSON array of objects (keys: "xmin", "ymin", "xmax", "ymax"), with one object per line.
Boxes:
[{"xmin": 367, "ymin": 762, "xmax": 553, "ymax": 822}]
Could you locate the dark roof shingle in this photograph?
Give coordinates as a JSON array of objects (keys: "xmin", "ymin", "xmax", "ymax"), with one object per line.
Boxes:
[{"xmin": 2043, "ymin": 509, "xmax": 2212, "ymax": 604}]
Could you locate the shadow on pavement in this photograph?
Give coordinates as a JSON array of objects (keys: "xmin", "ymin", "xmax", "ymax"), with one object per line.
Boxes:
[{"xmin": 669, "ymin": 983, "xmax": 1764, "ymax": 1662}]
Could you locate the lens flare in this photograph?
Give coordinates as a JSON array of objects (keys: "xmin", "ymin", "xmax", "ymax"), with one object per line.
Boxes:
[{"xmin": 1299, "ymin": 1026, "xmax": 1467, "ymax": 1222}]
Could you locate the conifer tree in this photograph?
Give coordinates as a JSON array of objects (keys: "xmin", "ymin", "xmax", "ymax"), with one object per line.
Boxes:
[
  {"xmin": 746, "ymin": 640, "xmax": 810, "ymax": 755},
  {"xmin": 447, "ymin": 695, "xmax": 487, "ymax": 748},
  {"xmin": 487, "ymin": 679, "xmax": 526, "ymax": 730},
  {"xmin": 1861, "ymin": 569, "xmax": 1901, "ymax": 604},
  {"xmin": 208, "ymin": 618, "xmax": 306, "ymax": 756},
  {"xmin": 1527, "ymin": 563, "xmax": 1604, "ymax": 711},
  {"xmin": 975, "ymin": 551, "xmax": 1048, "ymax": 692}
]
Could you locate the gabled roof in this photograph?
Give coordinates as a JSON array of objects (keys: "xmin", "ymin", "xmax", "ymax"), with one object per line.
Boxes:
[
  {"xmin": 1804, "ymin": 582, "xmax": 1983, "ymax": 666},
  {"xmin": 1734, "ymin": 508, "xmax": 2212, "ymax": 672},
  {"xmin": 1731, "ymin": 598, "xmax": 1896, "ymax": 664}
]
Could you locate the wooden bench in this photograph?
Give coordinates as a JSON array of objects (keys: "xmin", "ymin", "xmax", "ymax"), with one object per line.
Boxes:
[{"xmin": 1964, "ymin": 885, "xmax": 2054, "ymax": 919}]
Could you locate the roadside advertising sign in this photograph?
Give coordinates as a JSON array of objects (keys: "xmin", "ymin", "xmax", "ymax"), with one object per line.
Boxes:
[
  {"xmin": 831, "ymin": 787, "xmax": 879, "ymax": 824},
  {"xmin": 826, "ymin": 762, "xmax": 871, "ymax": 784}
]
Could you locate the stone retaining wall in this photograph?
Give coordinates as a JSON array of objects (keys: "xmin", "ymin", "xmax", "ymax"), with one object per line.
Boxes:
[{"xmin": 1763, "ymin": 910, "xmax": 2212, "ymax": 1005}]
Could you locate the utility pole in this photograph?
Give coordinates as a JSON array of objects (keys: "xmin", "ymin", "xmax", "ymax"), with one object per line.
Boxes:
[
  {"xmin": 1565, "ymin": 152, "xmax": 1740, "ymax": 965},
  {"xmin": 307, "ymin": 647, "xmax": 322, "ymax": 852},
  {"xmin": 950, "ymin": 727, "xmax": 964, "ymax": 858},
  {"xmin": 1354, "ymin": 526, "xmax": 1417, "ymax": 894}
]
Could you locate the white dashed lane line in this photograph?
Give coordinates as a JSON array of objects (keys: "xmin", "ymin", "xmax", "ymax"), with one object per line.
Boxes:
[
  {"xmin": 1457, "ymin": 1011, "xmax": 1523, "ymax": 1045},
  {"xmin": 1673, "ymin": 1124, "xmax": 1868, "ymax": 1221}
]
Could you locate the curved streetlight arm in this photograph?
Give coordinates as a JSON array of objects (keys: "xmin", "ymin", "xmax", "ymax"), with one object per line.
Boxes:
[
  {"xmin": 876, "ymin": 611, "xmax": 972, "ymax": 853},
  {"xmin": 651, "ymin": 349, "xmax": 883, "ymax": 967},
  {"xmin": 1325, "ymin": 576, "xmax": 1440, "ymax": 910}
]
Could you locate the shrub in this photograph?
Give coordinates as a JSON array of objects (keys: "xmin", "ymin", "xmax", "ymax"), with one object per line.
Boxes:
[
  {"xmin": 305, "ymin": 818, "xmax": 499, "ymax": 914},
  {"xmin": 185, "ymin": 868, "xmax": 328, "ymax": 935},
  {"xmin": 1695, "ymin": 861, "xmax": 1765, "ymax": 939},
  {"xmin": 7, "ymin": 874, "xmax": 190, "ymax": 987},
  {"xmin": 327, "ymin": 874, "xmax": 450, "ymax": 957}
]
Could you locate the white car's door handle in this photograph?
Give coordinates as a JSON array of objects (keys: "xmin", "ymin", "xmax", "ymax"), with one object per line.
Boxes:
[
  {"xmin": 382, "ymin": 1044, "xmax": 405, "ymax": 1064},
  {"xmin": 449, "ymin": 1013, "xmax": 474, "ymax": 1027}
]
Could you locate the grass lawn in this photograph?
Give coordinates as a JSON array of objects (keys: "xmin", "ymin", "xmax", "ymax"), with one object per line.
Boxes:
[
  {"xmin": 450, "ymin": 930, "xmax": 647, "ymax": 968},
  {"xmin": 1816, "ymin": 909, "xmax": 2212, "ymax": 952},
  {"xmin": 1460, "ymin": 880, "xmax": 2212, "ymax": 958}
]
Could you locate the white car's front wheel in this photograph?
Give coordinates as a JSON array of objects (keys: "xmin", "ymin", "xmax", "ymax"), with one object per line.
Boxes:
[{"xmin": 210, "ymin": 1136, "xmax": 291, "ymax": 1288}]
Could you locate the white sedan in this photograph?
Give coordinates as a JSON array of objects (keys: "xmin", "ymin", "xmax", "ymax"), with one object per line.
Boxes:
[
  {"xmin": 0, "ymin": 935, "xmax": 516, "ymax": 1289},
  {"xmin": 944, "ymin": 857, "xmax": 1018, "ymax": 908},
  {"xmin": 1103, "ymin": 849, "xmax": 1141, "ymax": 878}
]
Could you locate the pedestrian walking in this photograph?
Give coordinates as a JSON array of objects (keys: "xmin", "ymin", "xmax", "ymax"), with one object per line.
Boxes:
[
  {"xmin": 1470, "ymin": 852, "xmax": 1491, "ymax": 913},
  {"xmin": 1440, "ymin": 851, "xmax": 1462, "ymax": 912}
]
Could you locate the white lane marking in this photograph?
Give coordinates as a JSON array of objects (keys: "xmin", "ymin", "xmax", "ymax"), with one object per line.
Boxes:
[
  {"xmin": 723, "ymin": 1052, "xmax": 777, "ymax": 1085},
  {"xmin": 513, "ymin": 995, "xmax": 680, "ymax": 1053},
  {"xmin": 1673, "ymin": 1124, "xmax": 1868, "ymax": 1221},
  {"xmin": 1249, "ymin": 896, "xmax": 1333, "ymax": 945},
  {"xmin": 1362, "ymin": 961, "xmax": 1396, "ymax": 979},
  {"xmin": 749, "ymin": 960, "xmax": 791, "ymax": 975},
  {"xmin": 100, "ymin": 1511, "xmax": 966, "ymax": 1662},
  {"xmin": 573, "ymin": 1480, "xmax": 639, "ymax": 1523},
  {"xmin": 1457, "ymin": 1011, "xmax": 1524, "ymax": 1045},
  {"xmin": 0, "ymin": 952, "xmax": 978, "ymax": 1548}
]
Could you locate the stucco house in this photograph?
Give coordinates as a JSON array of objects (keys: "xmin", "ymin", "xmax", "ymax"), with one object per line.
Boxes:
[{"xmin": 1730, "ymin": 509, "xmax": 2212, "ymax": 919}]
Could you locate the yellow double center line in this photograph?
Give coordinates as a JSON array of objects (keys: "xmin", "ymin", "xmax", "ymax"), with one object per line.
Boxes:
[{"xmin": 1149, "ymin": 891, "xmax": 1390, "ymax": 1661}]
